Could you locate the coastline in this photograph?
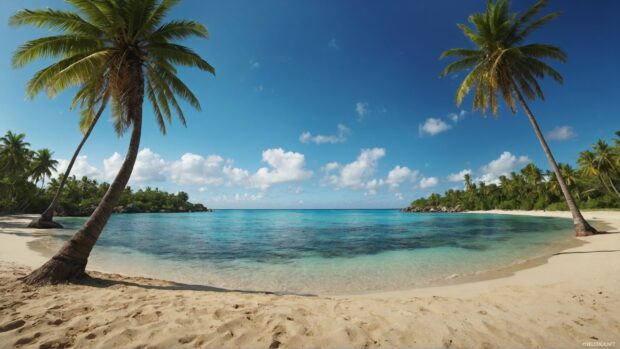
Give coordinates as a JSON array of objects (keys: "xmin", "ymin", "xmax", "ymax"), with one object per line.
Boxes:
[{"xmin": 1, "ymin": 211, "xmax": 619, "ymax": 348}]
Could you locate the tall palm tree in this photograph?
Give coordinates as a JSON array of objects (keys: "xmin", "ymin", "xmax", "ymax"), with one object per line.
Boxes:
[
  {"xmin": 578, "ymin": 150, "xmax": 612, "ymax": 195},
  {"xmin": 593, "ymin": 140, "xmax": 620, "ymax": 197},
  {"xmin": 11, "ymin": 0, "xmax": 215, "ymax": 285},
  {"xmin": 30, "ymin": 149, "xmax": 59, "ymax": 187},
  {"xmin": 440, "ymin": 0, "xmax": 596, "ymax": 236}
]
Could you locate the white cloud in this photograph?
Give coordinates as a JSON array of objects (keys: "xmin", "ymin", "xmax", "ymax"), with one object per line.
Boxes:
[
  {"xmin": 476, "ymin": 151, "xmax": 530, "ymax": 184},
  {"xmin": 447, "ymin": 168, "xmax": 472, "ymax": 183},
  {"xmin": 103, "ymin": 152, "xmax": 123, "ymax": 180},
  {"xmin": 249, "ymin": 148, "xmax": 313, "ymax": 190},
  {"xmin": 448, "ymin": 110, "xmax": 467, "ymax": 123},
  {"xmin": 355, "ymin": 102, "xmax": 368, "ymax": 120},
  {"xmin": 56, "ymin": 155, "xmax": 100, "ymax": 179},
  {"xmin": 210, "ymin": 192, "xmax": 264, "ymax": 203},
  {"xmin": 169, "ymin": 153, "xmax": 225, "ymax": 185},
  {"xmin": 299, "ymin": 124, "xmax": 350, "ymax": 144},
  {"xmin": 364, "ymin": 178, "xmax": 384, "ymax": 196},
  {"xmin": 386, "ymin": 165, "xmax": 418, "ymax": 190},
  {"xmin": 395, "ymin": 192, "xmax": 404, "ymax": 200},
  {"xmin": 222, "ymin": 166, "xmax": 250, "ymax": 185},
  {"xmin": 419, "ymin": 177, "xmax": 439, "ymax": 189},
  {"xmin": 324, "ymin": 148, "xmax": 385, "ymax": 190},
  {"xmin": 328, "ymin": 38, "xmax": 339, "ymax": 50},
  {"xmin": 547, "ymin": 126, "xmax": 576, "ymax": 141},
  {"xmin": 294, "ymin": 186, "xmax": 304, "ymax": 194},
  {"xmin": 132, "ymin": 148, "xmax": 167, "ymax": 182},
  {"xmin": 419, "ymin": 118, "xmax": 452, "ymax": 136},
  {"xmin": 249, "ymin": 59, "xmax": 260, "ymax": 69}
]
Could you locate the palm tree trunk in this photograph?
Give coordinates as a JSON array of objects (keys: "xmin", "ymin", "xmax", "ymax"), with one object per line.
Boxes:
[
  {"xmin": 28, "ymin": 99, "xmax": 108, "ymax": 229},
  {"xmin": 22, "ymin": 69, "xmax": 143, "ymax": 285},
  {"xmin": 598, "ymin": 175, "xmax": 613, "ymax": 195},
  {"xmin": 514, "ymin": 90, "xmax": 597, "ymax": 236},
  {"xmin": 605, "ymin": 174, "xmax": 620, "ymax": 198}
]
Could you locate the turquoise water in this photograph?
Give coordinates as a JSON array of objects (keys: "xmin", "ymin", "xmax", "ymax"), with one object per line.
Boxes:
[{"xmin": 53, "ymin": 210, "xmax": 575, "ymax": 294}]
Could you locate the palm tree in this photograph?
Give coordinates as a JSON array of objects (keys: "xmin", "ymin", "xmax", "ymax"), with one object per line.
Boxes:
[
  {"xmin": 11, "ymin": 0, "xmax": 215, "ymax": 285},
  {"xmin": 593, "ymin": 140, "xmax": 620, "ymax": 198},
  {"xmin": 28, "ymin": 102, "xmax": 108, "ymax": 229},
  {"xmin": 578, "ymin": 150, "xmax": 611, "ymax": 195},
  {"xmin": 440, "ymin": 0, "xmax": 596, "ymax": 236},
  {"xmin": 30, "ymin": 149, "xmax": 59, "ymax": 187},
  {"xmin": 0, "ymin": 131, "xmax": 31, "ymax": 176}
]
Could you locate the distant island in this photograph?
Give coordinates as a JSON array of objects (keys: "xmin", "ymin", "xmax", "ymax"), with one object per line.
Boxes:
[
  {"xmin": 404, "ymin": 130, "xmax": 620, "ymax": 213},
  {"xmin": 0, "ymin": 131, "xmax": 212, "ymax": 216}
]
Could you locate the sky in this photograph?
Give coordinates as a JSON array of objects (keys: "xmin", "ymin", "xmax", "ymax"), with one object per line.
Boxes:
[{"xmin": 1, "ymin": 0, "xmax": 619, "ymax": 208}]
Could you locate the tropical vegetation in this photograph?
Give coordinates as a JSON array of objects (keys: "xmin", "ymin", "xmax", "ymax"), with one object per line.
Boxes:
[
  {"xmin": 11, "ymin": 0, "xmax": 214, "ymax": 284},
  {"xmin": 440, "ymin": 0, "xmax": 597, "ymax": 236},
  {"xmin": 0, "ymin": 131, "xmax": 58, "ymax": 213},
  {"xmin": 0, "ymin": 131, "xmax": 209, "ymax": 215},
  {"xmin": 408, "ymin": 131, "xmax": 620, "ymax": 212}
]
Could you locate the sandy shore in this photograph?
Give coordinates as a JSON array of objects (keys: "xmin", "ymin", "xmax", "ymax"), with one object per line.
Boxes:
[{"xmin": 1, "ymin": 211, "xmax": 619, "ymax": 348}]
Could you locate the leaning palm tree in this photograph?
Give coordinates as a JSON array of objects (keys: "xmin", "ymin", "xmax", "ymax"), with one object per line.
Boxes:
[
  {"xmin": 593, "ymin": 140, "xmax": 620, "ymax": 198},
  {"xmin": 27, "ymin": 101, "xmax": 108, "ymax": 229},
  {"xmin": 578, "ymin": 150, "xmax": 612, "ymax": 196},
  {"xmin": 440, "ymin": 0, "xmax": 596, "ymax": 236},
  {"xmin": 30, "ymin": 149, "xmax": 59, "ymax": 187},
  {"xmin": 11, "ymin": 0, "xmax": 215, "ymax": 284}
]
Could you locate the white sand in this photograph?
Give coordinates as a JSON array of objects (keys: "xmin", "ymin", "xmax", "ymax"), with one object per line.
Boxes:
[{"xmin": 1, "ymin": 211, "xmax": 619, "ymax": 348}]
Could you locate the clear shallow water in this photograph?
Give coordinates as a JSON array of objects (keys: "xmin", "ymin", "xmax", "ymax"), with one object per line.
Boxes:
[{"xmin": 52, "ymin": 210, "xmax": 575, "ymax": 294}]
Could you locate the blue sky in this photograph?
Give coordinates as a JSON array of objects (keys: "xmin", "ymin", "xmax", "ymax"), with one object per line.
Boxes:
[{"xmin": 1, "ymin": 0, "xmax": 619, "ymax": 208}]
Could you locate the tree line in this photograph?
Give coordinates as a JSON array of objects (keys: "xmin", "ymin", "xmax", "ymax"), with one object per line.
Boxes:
[
  {"xmin": 409, "ymin": 131, "xmax": 620, "ymax": 211},
  {"xmin": 0, "ymin": 131, "xmax": 209, "ymax": 215}
]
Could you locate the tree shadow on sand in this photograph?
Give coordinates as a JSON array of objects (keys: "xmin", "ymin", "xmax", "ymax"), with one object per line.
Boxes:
[{"xmin": 76, "ymin": 273, "xmax": 318, "ymax": 297}]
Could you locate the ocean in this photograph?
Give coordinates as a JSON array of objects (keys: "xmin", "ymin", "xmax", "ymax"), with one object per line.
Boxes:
[{"xmin": 51, "ymin": 210, "xmax": 576, "ymax": 294}]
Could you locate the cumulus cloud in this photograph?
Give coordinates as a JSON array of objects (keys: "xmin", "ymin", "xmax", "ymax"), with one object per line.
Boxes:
[
  {"xmin": 56, "ymin": 155, "xmax": 100, "ymax": 178},
  {"xmin": 299, "ymin": 124, "xmax": 350, "ymax": 144},
  {"xmin": 395, "ymin": 192, "xmax": 404, "ymax": 200},
  {"xmin": 448, "ymin": 110, "xmax": 467, "ymax": 123},
  {"xmin": 169, "ymin": 153, "xmax": 225, "ymax": 186},
  {"xmin": 132, "ymin": 148, "xmax": 167, "ymax": 182},
  {"xmin": 355, "ymin": 102, "xmax": 369, "ymax": 120},
  {"xmin": 324, "ymin": 148, "xmax": 385, "ymax": 190},
  {"xmin": 476, "ymin": 151, "xmax": 530, "ymax": 184},
  {"xmin": 547, "ymin": 126, "xmax": 576, "ymax": 141},
  {"xmin": 447, "ymin": 169, "xmax": 472, "ymax": 183},
  {"xmin": 419, "ymin": 177, "xmax": 439, "ymax": 189},
  {"xmin": 103, "ymin": 152, "xmax": 123, "ymax": 180},
  {"xmin": 386, "ymin": 165, "xmax": 418, "ymax": 190},
  {"xmin": 249, "ymin": 148, "xmax": 313, "ymax": 190},
  {"xmin": 419, "ymin": 117, "xmax": 451, "ymax": 136}
]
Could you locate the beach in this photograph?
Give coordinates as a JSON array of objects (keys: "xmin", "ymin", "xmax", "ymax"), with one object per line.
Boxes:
[{"xmin": 1, "ymin": 211, "xmax": 619, "ymax": 348}]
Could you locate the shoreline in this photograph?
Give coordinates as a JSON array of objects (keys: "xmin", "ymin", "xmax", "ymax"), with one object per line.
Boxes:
[
  {"xmin": 1, "ymin": 211, "xmax": 619, "ymax": 348},
  {"xmin": 0, "ymin": 211, "xmax": 587, "ymax": 296}
]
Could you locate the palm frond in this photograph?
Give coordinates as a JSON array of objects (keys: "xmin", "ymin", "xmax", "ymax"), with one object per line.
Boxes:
[{"xmin": 12, "ymin": 35, "xmax": 104, "ymax": 68}]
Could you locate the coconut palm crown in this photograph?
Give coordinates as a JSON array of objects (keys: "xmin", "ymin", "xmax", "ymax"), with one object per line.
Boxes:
[
  {"xmin": 11, "ymin": 0, "xmax": 215, "ymax": 284},
  {"xmin": 440, "ymin": 0, "xmax": 597, "ymax": 236},
  {"xmin": 11, "ymin": 0, "xmax": 214, "ymax": 135}
]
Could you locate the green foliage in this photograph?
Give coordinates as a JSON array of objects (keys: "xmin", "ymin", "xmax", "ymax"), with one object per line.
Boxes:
[
  {"xmin": 0, "ymin": 131, "xmax": 56, "ymax": 213},
  {"xmin": 0, "ymin": 130, "xmax": 207, "ymax": 215},
  {"xmin": 409, "ymin": 131, "xmax": 620, "ymax": 211},
  {"xmin": 10, "ymin": 0, "xmax": 215, "ymax": 136},
  {"xmin": 440, "ymin": 0, "xmax": 565, "ymax": 116}
]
